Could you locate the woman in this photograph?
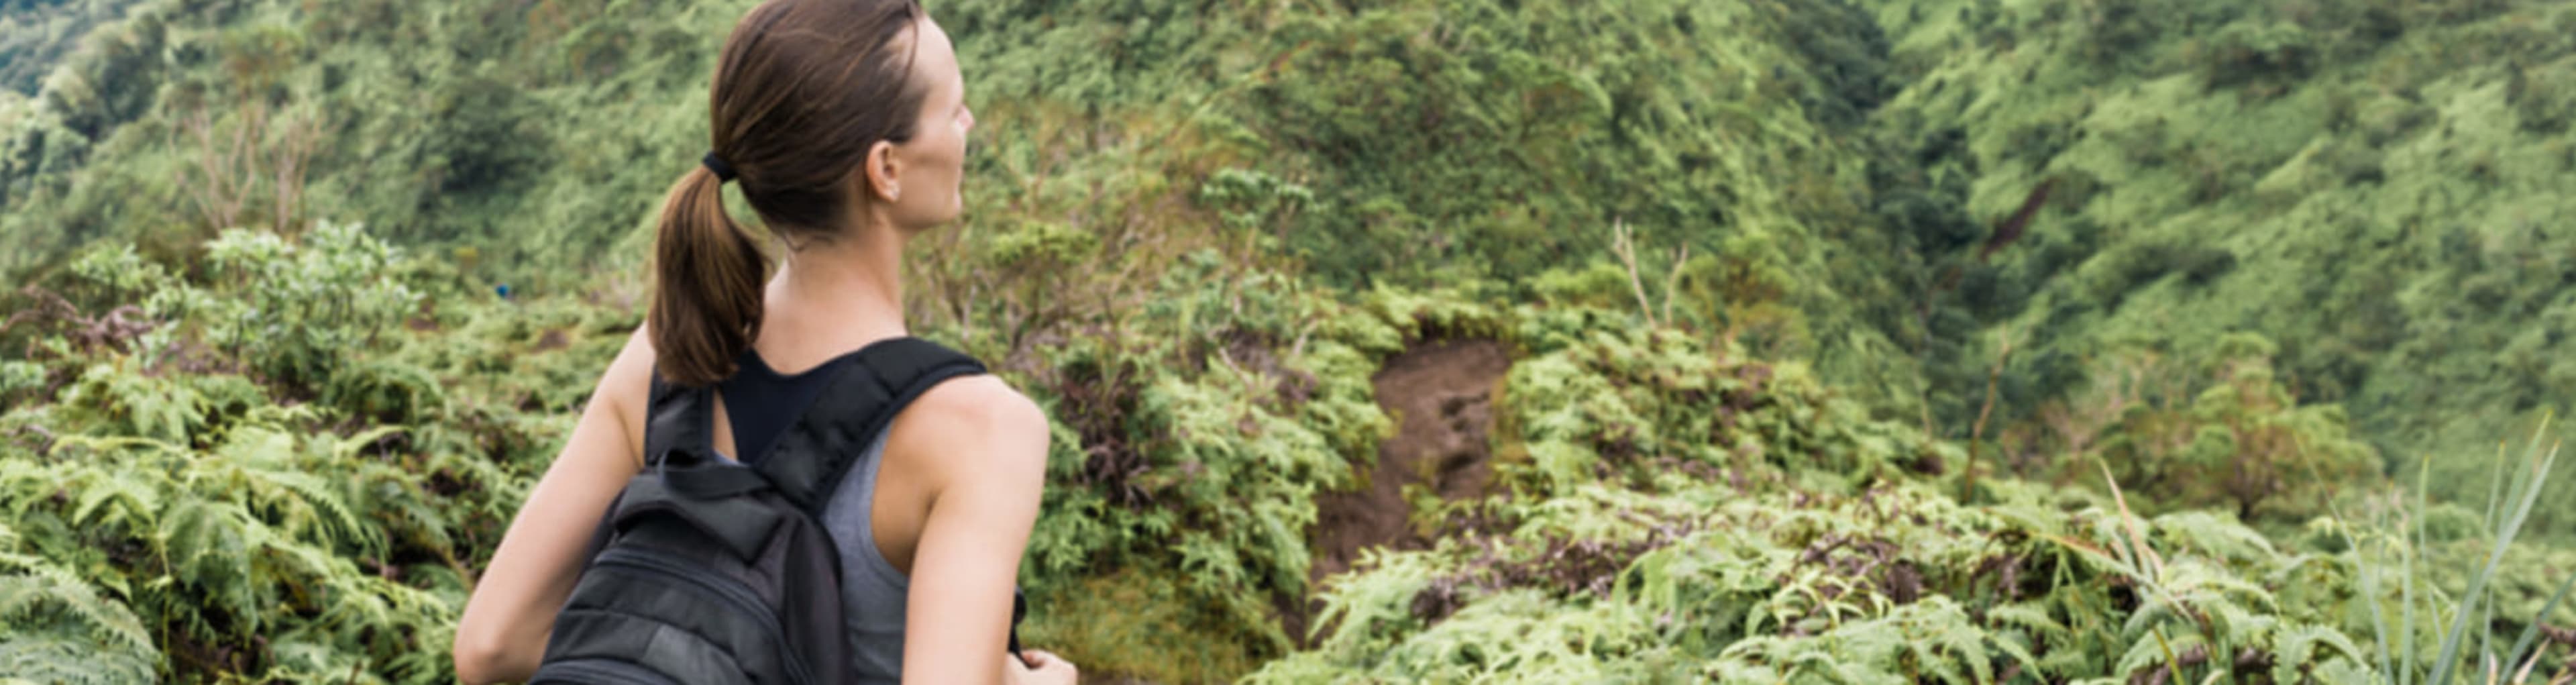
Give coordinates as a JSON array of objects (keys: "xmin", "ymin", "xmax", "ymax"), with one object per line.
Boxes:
[{"xmin": 451, "ymin": 1, "xmax": 1075, "ymax": 683}]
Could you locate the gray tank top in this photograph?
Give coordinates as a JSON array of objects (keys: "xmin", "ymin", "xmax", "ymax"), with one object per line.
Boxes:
[{"xmin": 819, "ymin": 430, "xmax": 908, "ymax": 682}]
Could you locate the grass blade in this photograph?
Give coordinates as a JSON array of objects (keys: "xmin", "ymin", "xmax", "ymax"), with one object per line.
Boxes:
[
  {"xmin": 2428, "ymin": 430, "xmax": 2559, "ymax": 685},
  {"xmin": 2098, "ymin": 458, "xmax": 2165, "ymax": 580},
  {"xmin": 2485, "ymin": 439, "xmax": 2509, "ymax": 544},
  {"xmin": 2363, "ymin": 515, "xmax": 2398, "ymax": 684},
  {"xmin": 2479, "ymin": 588, "xmax": 2495, "ymax": 684},
  {"xmin": 2155, "ymin": 628, "xmax": 2182, "ymax": 684},
  {"xmin": 2406, "ymin": 457, "xmax": 2427, "ymax": 685},
  {"xmin": 2498, "ymin": 567, "xmax": 2575, "ymax": 685},
  {"xmin": 2480, "ymin": 439, "xmax": 2510, "ymax": 682}
]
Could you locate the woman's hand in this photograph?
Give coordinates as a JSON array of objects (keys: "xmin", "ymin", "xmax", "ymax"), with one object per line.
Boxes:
[{"xmin": 1006, "ymin": 649, "xmax": 1077, "ymax": 685}]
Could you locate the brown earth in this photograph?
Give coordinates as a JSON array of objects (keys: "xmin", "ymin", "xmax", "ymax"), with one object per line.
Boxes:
[
  {"xmin": 1284, "ymin": 338, "xmax": 1513, "ymax": 645},
  {"xmin": 1080, "ymin": 339, "xmax": 1515, "ymax": 682}
]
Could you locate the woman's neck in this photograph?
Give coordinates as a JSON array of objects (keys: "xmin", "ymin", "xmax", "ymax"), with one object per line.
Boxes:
[{"xmin": 757, "ymin": 225, "xmax": 910, "ymax": 372}]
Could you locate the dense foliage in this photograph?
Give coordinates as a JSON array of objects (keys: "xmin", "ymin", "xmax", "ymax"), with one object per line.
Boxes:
[
  {"xmin": 2, "ymin": 225, "xmax": 2568, "ymax": 682},
  {"xmin": 1861, "ymin": 0, "xmax": 2576, "ymax": 534},
  {"xmin": 3, "ymin": 0, "xmax": 2574, "ymax": 682},
  {"xmin": 1256, "ymin": 318, "xmax": 2573, "ymax": 682}
]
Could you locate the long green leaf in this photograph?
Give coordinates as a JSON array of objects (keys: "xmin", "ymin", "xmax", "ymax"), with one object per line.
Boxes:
[
  {"xmin": 2153, "ymin": 628, "xmax": 2182, "ymax": 684},
  {"xmin": 2478, "ymin": 439, "xmax": 2510, "ymax": 681},
  {"xmin": 2404, "ymin": 458, "xmax": 2426, "ymax": 685},
  {"xmin": 2484, "ymin": 439, "xmax": 2508, "ymax": 542},
  {"xmin": 2427, "ymin": 432, "xmax": 2559, "ymax": 685},
  {"xmin": 2345, "ymin": 498, "xmax": 2396, "ymax": 684},
  {"xmin": 2477, "ymin": 602, "xmax": 2492, "ymax": 684}
]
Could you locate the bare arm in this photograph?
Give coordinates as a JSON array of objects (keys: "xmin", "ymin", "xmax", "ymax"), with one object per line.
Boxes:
[
  {"xmin": 453, "ymin": 326, "xmax": 655, "ymax": 684},
  {"xmin": 895, "ymin": 378, "xmax": 1055, "ymax": 685}
]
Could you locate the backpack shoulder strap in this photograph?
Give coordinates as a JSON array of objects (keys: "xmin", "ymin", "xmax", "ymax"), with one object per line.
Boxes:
[
  {"xmin": 641, "ymin": 374, "xmax": 717, "ymax": 468},
  {"xmin": 584, "ymin": 374, "xmax": 716, "ymax": 560},
  {"xmin": 756, "ymin": 336, "xmax": 987, "ymax": 515}
]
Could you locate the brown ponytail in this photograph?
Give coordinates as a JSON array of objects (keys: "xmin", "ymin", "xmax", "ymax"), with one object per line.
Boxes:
[
  {"xmin": 649, "ymin": 165, "xmax": 767, "ymax": 387},
  {"xmin": 647, "ymin": 0, "xmax": 930, "ymax": 386}
]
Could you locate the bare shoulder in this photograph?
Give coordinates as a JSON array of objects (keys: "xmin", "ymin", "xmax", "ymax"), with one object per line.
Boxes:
[
  {"xmin": 898, "ymin": 374, "xmax": 1049, "ymax": 444},
  {"xmin": 596, "ymin": 324, "xmax": 661, "ymax": 462},
  {"xmin": 885, "ymin": 374, "xmax": 1051, "ymax": 482},
  {"xmin": 601, "ymin": 324, "xmax": 659, "ymax": 400}
]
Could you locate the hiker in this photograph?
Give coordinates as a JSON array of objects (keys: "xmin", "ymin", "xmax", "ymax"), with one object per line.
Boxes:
[{"xmin": 451, "ymin": 0, "xmax": 1073, "ymax": 682}]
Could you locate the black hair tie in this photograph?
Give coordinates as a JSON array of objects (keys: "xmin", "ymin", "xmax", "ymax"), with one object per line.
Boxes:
[{"xmin": 701, "ymin": 151, "xmax": 739, "ymax": 182}]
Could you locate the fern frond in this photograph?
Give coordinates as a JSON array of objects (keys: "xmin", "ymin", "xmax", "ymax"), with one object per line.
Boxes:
[
  {"xmin": 2151, "ymin": 511, "xmax": 2278, "ymax": 564},
  {"xmin": 0, "ymin": 632, "xmax": 158, "ymax": 685},
  {"xmin": 68, "ymin": 471, "xmax": 162, "ymax": 532},
  {"xmin": 1987, "ymin": 601, "xmax": 2071, "ymax": 639},
  {"xmin": 0, "ymin": 552, "xmax": 157, "ymax": 658},
  {"xmin": 2273, "ymin": 622, "xmax": 2365, "ymax": 684}
]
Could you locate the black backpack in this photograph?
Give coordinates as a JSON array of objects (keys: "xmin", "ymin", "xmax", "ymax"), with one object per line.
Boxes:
[{"xmin": 531, "ymin": 337, "xmax": 1012, "ymax": 685}]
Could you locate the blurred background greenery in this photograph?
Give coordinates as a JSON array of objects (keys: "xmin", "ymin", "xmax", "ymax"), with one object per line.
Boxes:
[{"xmin": 3, "ymin": 0, "xmax": 2573, "ymax": 681}]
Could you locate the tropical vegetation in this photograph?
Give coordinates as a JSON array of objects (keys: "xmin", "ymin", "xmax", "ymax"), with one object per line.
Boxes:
[{"xmin": 3, "ymin": 0, "xmax": 2573, "ymax": 681}]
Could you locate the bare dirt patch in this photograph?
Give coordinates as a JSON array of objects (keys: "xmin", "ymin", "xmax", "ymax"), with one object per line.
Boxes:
[{"xmin": 1287, "ymin": 338, "xmax": 1512, "ymax": 643}]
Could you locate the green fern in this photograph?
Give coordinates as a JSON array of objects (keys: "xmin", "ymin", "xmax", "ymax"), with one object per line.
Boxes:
[{"xmin": 0, "ymin": 548, "xmax": 158, "ymax": 684}]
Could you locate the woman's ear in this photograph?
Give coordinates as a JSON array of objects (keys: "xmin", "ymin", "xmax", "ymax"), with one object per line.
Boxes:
[{"xmin": 863, "ymin": 139, "xmax": 902, "ymax": 203}]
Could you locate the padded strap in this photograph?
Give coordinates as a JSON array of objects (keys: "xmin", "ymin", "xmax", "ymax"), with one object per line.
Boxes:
[
  {"xmin": 641, "ymin": 375, "xmax": 716, "ymax": 469},
  {"xmin": 757, "ymin": 337, "xmax": 986, "ymax": 515},
  {"xmin": 641, "ymin": 338, "xmax": 984, "ymax": 517}
]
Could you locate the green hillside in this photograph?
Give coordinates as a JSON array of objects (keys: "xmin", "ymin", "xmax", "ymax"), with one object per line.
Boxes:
[
  {"xmin": 1, "ymin": 0, "xmax": 2573, "ymax": 682},
  {"xmin": 0, "ymin": 0, "xmax": 146, "ymax": 95},
  {"xmin": 1863, "ymin": 0, "xmax": 2576, "ymax": 537}
]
